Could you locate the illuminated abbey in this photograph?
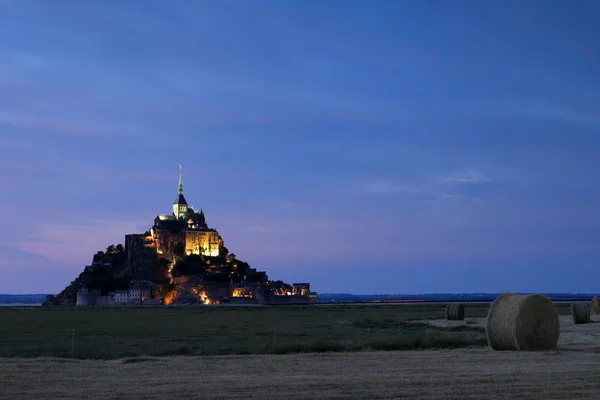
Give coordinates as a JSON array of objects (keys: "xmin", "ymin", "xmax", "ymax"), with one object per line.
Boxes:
[
  {"xmin": 150, "ymin": 166, "xmax": 223, "ymax": 259},
  {"xmin": 49, "ymin": 165, "xmax": 318, "ymax": 306}
]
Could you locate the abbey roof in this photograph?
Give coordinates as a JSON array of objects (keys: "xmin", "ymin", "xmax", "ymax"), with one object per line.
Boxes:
[{"xmin": 174, "ymin": 193, "xmax": 188, "ymax": 205}]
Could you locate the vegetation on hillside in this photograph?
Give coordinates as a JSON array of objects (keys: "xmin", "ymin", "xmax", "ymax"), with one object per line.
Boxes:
[
  {"xmin": 170, "ymin": 252, "xmax": 265, "ymax": 283},
  {"xmin": 46, "ymin": 244, "xmax": 129, "ymax": 305},
  {"xmin": 47, "ymin": 241, "xmax": 267, "ymax": 305}
]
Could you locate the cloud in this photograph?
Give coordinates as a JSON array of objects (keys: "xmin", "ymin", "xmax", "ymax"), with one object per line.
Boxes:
[
  {"xmin": 0, "ymin": 161, "xmax": 172, "ymax": 183},
  {"xmin": 365, "ymin": 169, "xmax": 492, "ymax": 197},
  {"xmin": 364, "ymin": 180, "xmax": 422, "ymax": 195},
  {"xmin": 0, "ymin": 161, "xmax": 40, "ymax": 172},
  {"xmin": 0, "ymin": 245, "xmax": 61, "ymax": 270},
  {"xmin": 437, "ymin": 169, "xmax": 490, "ymax": 184},
  {"xmin": 498, "ymin": 101, "xmax": 600, "ymax": 127},
  {"xmin": 359, "ymin": 170, "xmax": 505, "ymax": 219},
  {"xmin": 0, "ymin": 109, "xmax": 101, "ymax": 139},
  {"xmin": 248, "ymin": 198, "xmax": 298, "ymax": 211},
  {"xmin": 361, "ymin": 177, "xmax": 486, "ymax": 212},
  {"xmin": 15, "ymin": 219, "xmax": 149, "ymax": 265},
  {"xmin": 0, "ymin": 246, "xmax": 76, "ymax": 293}
]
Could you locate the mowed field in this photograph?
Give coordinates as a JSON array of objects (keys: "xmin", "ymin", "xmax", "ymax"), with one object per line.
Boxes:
[{"xmin": 2, "ymin": 304, "xmax": 600, "ymax": 399}]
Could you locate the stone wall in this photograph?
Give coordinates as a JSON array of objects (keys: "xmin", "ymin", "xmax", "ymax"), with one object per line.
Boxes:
[
  {"xmin": 152, "ymin": 229, "xmax": 184, "ymax": 262},
  {"xmin": 125, "ymin": 234, "xmax": 158, "ymax": 280},
  {"xmin": 75, "ymin": 293, "xmax": 114, "ymax": 306},
  {"xmin": 184, "ymin": 230, "xmax": 220, "ymax": 257},
  {"xmin": 229, "ymin": 297, "xmax": 258, "ymax": 305}
]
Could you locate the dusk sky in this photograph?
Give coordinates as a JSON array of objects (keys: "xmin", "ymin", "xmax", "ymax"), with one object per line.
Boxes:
[{"xmin": 1, "ymin": 0, "xmax": 600, "ymax": 295}]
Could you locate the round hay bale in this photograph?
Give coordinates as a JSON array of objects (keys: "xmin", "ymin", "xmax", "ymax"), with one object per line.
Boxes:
[
  {"xmin": 486, "ymin": 292, "xmax": 559, "ymax": 351},
  {"xmin": 445, "ymin": 303, "xmax": 465, "ymax": 320},
  {"xmin": 591, "ymin": 296, "xmax": 600, "ymax": 315},
  {"xmin": 570, "ymin": 302, "xmax": 591, "ymax": 324}
]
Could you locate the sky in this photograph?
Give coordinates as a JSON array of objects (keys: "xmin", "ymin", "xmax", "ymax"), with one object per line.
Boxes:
[{"xmin": 1, "ymin": 0, "xmax": 600, "ymax": 295}]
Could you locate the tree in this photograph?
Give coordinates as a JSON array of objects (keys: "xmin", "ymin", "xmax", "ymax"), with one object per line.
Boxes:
[
  {"xmin": 157, "ymin": 258, "xmax": 171, "ymax": 269},
  {"xmin": 154, "ymin": 258, "xmax": 172, "ymax": 283},
  {"xmin": 220, "ymin": 246, "xmax": 229, "ymax": 257},
  {"xmin": 153, "ymin": 284, "xmax": 171, "ymax": 298},
  {"xmin": 82, "ymin": 271, "xmax": 110, "ymax": 292},
  {"xmin": 236, "ymin": 261, "xmax": 250, "ymax": 274},
  {"xmin": 170, "ymin": 254, "xmax": 208, "ymax": 277},
  {"xmin": 106, "ymin": 244, "xmax": 116, "ymax": 254},
  {"xmin": 115, "ymin": 244, "xmax": 124, "ymax": 253},
  {"xmin": 92, "ymin": 251, "xmax": 105, "ymax": 264},
  {"xmin": 103, "ymin": 277, "xmax": 131, "ymax": 293}
]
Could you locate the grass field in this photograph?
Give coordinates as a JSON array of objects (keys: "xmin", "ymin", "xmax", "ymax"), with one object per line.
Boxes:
[
  {"xmin": 0, "ymin": 304, "xmax": 495, "ymax": 358},
  {"xmin": 2, "ymin": 349, "xmax": 599, "ymax": 399},
  {"xmin": 2, "ymin": 303, "xmax": 598, "ymax": 399}
]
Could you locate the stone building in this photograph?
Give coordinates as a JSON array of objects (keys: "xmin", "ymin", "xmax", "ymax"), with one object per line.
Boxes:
[
  {"xmin": 292, "ymin": 283, "xmax": 311, "ymax": 296},
  {"xmin": 128, "ymin": 281, "xmax": 153, "ymax": 304},
  {"xmin": 113, "ymin": 290, "xmax": 129, "ymax": 304},
  {"xmin": 231, "ymin": 281, "xmax": 258, "ymax": 299},
  {"xmin": 150, "ymin": 166, "xmax": 223, "ymax": 262}
]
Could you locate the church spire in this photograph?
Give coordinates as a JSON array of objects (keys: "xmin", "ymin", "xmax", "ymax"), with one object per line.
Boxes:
[
  {"xmin": 198, "ymin": 208, "xmax": 207, "ymax": 228},
  {"xmin": 173, "ymin": 165, "xmax": 188, "ymax": 219},
  {"xmin": 178, "ymin": 164, "xmax": 183, "ymax": 194}
]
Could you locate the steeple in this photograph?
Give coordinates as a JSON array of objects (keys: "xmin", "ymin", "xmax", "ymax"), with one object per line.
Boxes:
[
  {"xmin": 178, "ymin": 164, "xmax": 184, "ymax": 195},
  {"xmin": 173, "ymin": 164, "xmax": 188, "ymax": 219},
  {"xmin": 198, "ymin": 208, "xmax": 207, "ymax": 228}
]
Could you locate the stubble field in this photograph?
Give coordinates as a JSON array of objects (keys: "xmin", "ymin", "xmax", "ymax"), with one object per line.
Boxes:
[{"xmin": 1, "ymin": 303, "xmax": 599, "ymax": 399}]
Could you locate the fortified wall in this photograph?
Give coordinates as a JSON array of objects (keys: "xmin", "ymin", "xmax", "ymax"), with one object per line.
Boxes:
[
  {"xmin": 76, "ymin": 288, "xmax": 112, "ymax": 306},
  {"xmin": 256, "ymin": 291, "xmax": 318, "ymax": 305},
  {"xmin": 255, "ymin": 283, "xmax": 318, "ymax": 305}
]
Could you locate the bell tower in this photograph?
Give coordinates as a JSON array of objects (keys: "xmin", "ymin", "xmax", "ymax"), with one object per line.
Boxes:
[{"xmin": 173, "ymin": 164, "xmax": 188, "ymax": 219}]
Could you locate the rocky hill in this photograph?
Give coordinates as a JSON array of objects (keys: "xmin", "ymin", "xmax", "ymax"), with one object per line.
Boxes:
[{"xmin": 45, "ymin": 242, "xmax": 269, "ymax": 306}]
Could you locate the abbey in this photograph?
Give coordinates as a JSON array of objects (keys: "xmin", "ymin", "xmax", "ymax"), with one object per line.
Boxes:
[
  {"xmin": 150, "ymin": 166, "xmax": 223, "ymax": 260},
  {"xmin": 49, "ymin": 165, "xmax": 317, "ymax": 306}
]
